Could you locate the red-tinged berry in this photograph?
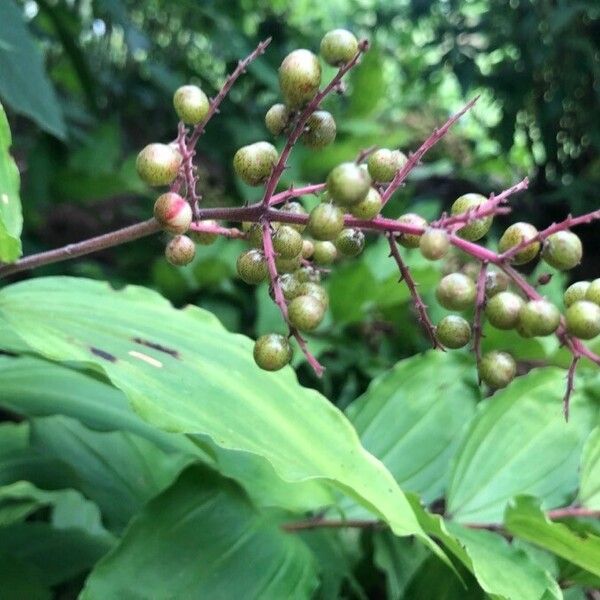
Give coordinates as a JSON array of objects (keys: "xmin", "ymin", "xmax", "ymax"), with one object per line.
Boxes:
[{"xmin": 153, "ymin": 192, "xmax": 192, "ymax": 234}]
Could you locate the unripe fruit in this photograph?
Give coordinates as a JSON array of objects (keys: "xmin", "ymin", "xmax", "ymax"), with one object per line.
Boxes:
[
  {"xmin": 565, "ymin": 301, "xmax": 600, "ymax": 340},
  {"xmin": 288, "ymin": 294, "xmax": 325, "ymax": 331},
  {"xmin": 233, "ymin": 142, "xmax": 278, "ymax": 186},
  {"xmin": 189, "ymin": 220, "xmax": 219, "ymax": 245},
  {"xmin": 485, "ymin": 271, "xmax": 510, "ymax": 297},
  {"xmin": 498, "ymin": 222, "xmax": 541, "ymax": 265},
  {"xmin": 265, "ymin": 103, "xmax": 290, "ymax": 136},
  {"xmin": 165, "ymin": 235, "xmax": 195, "ymax": 266},
  {"xmin": 303, "ymin": 111, "xmax": 336, "ymax": 148},
  {"xmin": 173, "ymin": 85, "xmax": 209, "ymax": 125},
  {"xmin": 436, "ymin": 315, "xmax": 471, "ymax": 349},
  {"xmin": 279, "ymin": 273, "xmax": 302, "ymax": 300},
  {"xmin": 308, "ymin": 203, "xmax": 345, "ymax": 241},
  {"xmin": 485, "ymin": 291, "xmax": 524, "ymax": 330},
  {"xmin": 585, "ymin": 279, "xmax": 600, "ymax": 305},
  {"xmin": 297, "ymin": 282, "xmax": 329, "ymax": 309},
  {"xmin": 278, "ymin": 201, "xmax": 307, "ymax": 233},
  {"xmin": 397, "ymin": 213, "xmax": 427, "ymax": 249},
  {"xmin": 275, "ymin": 254, "xmax": 302, "ymax": 273},
  {"xmin": 236, "ymin": 249, "xmax": 268, "ymax": 284},
  {"xmin": 279, "ymin": 49, "xmax": 321, "ymax": 109},
  {"xmin": 479, "ymin": 351, "xmax": 516, "ymax": 389},
  {"xmin": 420, "ymin": 228, "xmax": 450, "ymax": 260},
  {"xmin": 247, "ymin": 223, "xmax": 265, "ymax": 248},
  {"xmin": 541, "ymin": 231, "xmax": 582, "ymax": 270},
  {"xmin": 253, "ymin": 334, "xmax": 292, "ymax": 371},
  {"xmin": 335, "ymin": 228, "xmax": 365, "ymax": 257},
  {"xmin": 451, "ymin": 193, "xmax": 493, "ymax": 241},
  {"xmin": 136, "ymin": 143, "xmax": 182, "ymax": 186},
  {"xmin": 273, "ymin": 225, "xmax": 303, "ymax": 259},
  {"xmin": 518, "ymin": 299, "xmax": 561, "ymax": 337},
  {"xmin": 153, "ymin": 192, "xmax": 192, "ymax": 234},
  {"xmin": 295, "ymin": 265, "xmax": 321, "ymax": 284},
  {"xmin": 313, "ymin": 241, "xmax": 337, "ymax": 265},
  {"xmin": 350, "ymin": 187, "xmax": 382, "ymax": 220},
  {"xmin": 302, "ymin": 239, "xmax": 314, "ymax": 259},
  {"xmin": 436, "ymin": 273, "xmax": 476, "ymax": 311},
  {"xmin": 367, "ymin": 149, "xmax": 407, "ymax": 182},
  {"xmin": 319, "ymin": 29, "xmax": 359, "ymax": 66},
  {"xmin": 564, "ymin": 281, "xmax": 590, "ymax": 307},
  {"xmin": 326, "ymin": 162, "xmax": 371, "ymax": 206}
]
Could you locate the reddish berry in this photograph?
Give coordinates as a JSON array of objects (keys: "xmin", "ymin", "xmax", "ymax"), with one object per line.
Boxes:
[{"xmin": 153, "ymin": 192, "xmax": 192, "ymax": 234}]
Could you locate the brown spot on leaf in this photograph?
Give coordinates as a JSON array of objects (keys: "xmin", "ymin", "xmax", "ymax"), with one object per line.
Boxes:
[
  {"xmin": 132, "ymin": 337, "xmax": 179, "ymax": 358},
  {"xmin": 90, "ymin": 347, "xmax": 117, "ymax": 362}
]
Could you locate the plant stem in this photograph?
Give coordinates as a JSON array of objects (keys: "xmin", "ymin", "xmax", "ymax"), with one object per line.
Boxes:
[{"xmin": 472, "ymin": 262, "xmax": 488, "ymax": 375}]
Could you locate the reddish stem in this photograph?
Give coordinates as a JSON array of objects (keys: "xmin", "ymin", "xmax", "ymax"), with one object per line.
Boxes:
[
  {"xmin": 563, "ymin": 355, "xmax": 580, "ymax": 421},
  {"xmin": 269, "ymin": 183, "xmax": 326, "ymax": 207},
  {"xmin": 189, "ymin": 221, "xmax": 246, "ymax": 239}
]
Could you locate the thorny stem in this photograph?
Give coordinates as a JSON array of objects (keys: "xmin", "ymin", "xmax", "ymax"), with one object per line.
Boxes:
[
  {"xmin": 189, "ymin": 221, "xmax": 246, "ymax": 239},
  {"xmin": 564, "ymin": 355, "xmax": 580, "ymax": 421},
  {"xmin": 269, "ymin": 183, "xmax": 326, "ymax": 206},
  {"xmin": 472, "ymin": 262, "xmax": 488, "ymax": 376}
]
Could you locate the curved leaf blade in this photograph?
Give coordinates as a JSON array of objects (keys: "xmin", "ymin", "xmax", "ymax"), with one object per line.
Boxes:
[{"xmin": 579, "ymin": 427, "xmax": 600, "ymax": 509}]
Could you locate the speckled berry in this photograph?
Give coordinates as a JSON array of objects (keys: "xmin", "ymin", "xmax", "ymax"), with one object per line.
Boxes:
[
  {"xmin": 397, "ymin": 213, "xmax": 427, "ymax": 249},
  {"xmin": 165, "ymin": 235, "xmax": 195, "ymax": 266},
  {"xmin": 279, "ymin": 49, "xmax": 321, "ymax": 109},
  {"xmin": 288, "ymin": 294, "xmax": 326, "ymax": 331},
  {"xmin": 420, "ymin": 229, "xmax": 450, "ymax": 261},
  {"xmin": 564, "ymin": 281, "xmax": 590, "ymax": 308},
  {"xmin": 485, "ymin": 291, "xmax": 524, "ymax": 330},
  {"xmin": 565, "ymin": 301, "xmax": 600, "ymax": 340},
  {"xmin": 136, "ymin": 143, "xmax": 182, "ymax": 186},
  {"xmin": 302, "ymin": 239, "xmax": 314, "ymax": 259},
  {"xmin": 498, "ymin": 222, "xmax": 541, "ymax": 265},
  {"xmin": 189, "ymin": 220, "xmax": 219, "ymax": 245},
  {"xmin": 436, "ymin": 273, "xmax": 477, "ymax": 311},
  {"xmin": 479, "ymin": 351, "xmax": 516, "ymax": 389},
  {"xmin": 295, "ymin": 265, "xmax": 321, "ymax": 283},
  {"xmin": 436, "ymin": 315, "xmax": 471, "ymax": 349},
  {"xmin": 279, "ymin": 273, "xmax": 301, "ymax": 301},
  {"xmin": 237, "ymin": 249, "xmax": 268, "ymax": 284},
  {"xmin": 303, "ymin": 111, "xmax": 336, "ymax": 148},
  {"xmin": 253, "ymin": 334, "xmax": 292, "ymax": 371},
  {"xmin": 278, "ymin": 201, "xmax": 307, "ymax": 233},
  {"xmin": 173, "ymin": 85, "xmax": 209, "ymax": 125},
  {"xmin": 335, "ymin": 228, "xmax": 365, "ymax": 257},
  {"xmin": 350, "ymin": 187, "xmax": 382, "ymax": 220},
  {"xmin": 541, "ymin": 231, "xmax": 582, "ymax": 270},
  {"xmin": 275, "ymin": 254, "xmax": 302, "ymax": 273},
  {"xmin": 273, "ymin": 225, "xmax": 303, "ymax": 259},
  {"xmin": 265, "ymin": 103, "xmax": 290, "ymax": 136},
  {"xmin": 297, "ymin": 282, "xmax": 329, "ymax": 309},
  {"xmin": 585, "ymin": 279, "xmax": 600, "ymax": 305},
  {"xmin": 326, "ymin": 162, "xmax": 371, "ymax": 206},
  {"xmin": 233, "ymin": 142, "xmax": 278, "ymax": 186},
  {"xmin": 313, "ymin": 241, "xmax": 337, "ymax": 265},
  {"xmin": 518, "ymin": 299, "xmax": 561, "ymax": 337},
  {"xmin": 308, "ymin": 203, "xmax": 345, "ymax": 241},
  {"xmin": 485, "ymin": 271, "xmax": 510, "ymax": 297},
  {"xmin": 367, "ymin": 149, "xmax": 407, "ymax": 182},
  {"xmin": 451, "ymin": 193, "xmax": 493, "ymax": 241},
  {"xmin": 319, "ymin": 29, "xmax": 358, "ymax": 66},
  {"xmin": 153, "ymin": 192, "xmax": 192, "ymax": 234}
]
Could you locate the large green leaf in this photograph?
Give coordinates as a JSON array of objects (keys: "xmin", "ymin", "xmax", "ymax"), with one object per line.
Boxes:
[
  {"xmin": 505, "ymin": 496, "xmax": 600, "ymax": 578},
  {"xmin": 0, "ymin": 553, "xmax": 51, "ymax": 600},
  {"xmin": 579, "ymin": 427, "xmax": 600, "ymax": 508},
  {"xmin": 0, "ymin": 1, "xmax": 66, "ymax": 138},
  {"xmin": 347, "ymin": 352, "xmax": 477, "ymax": 503},
  {"xmin": 0, "ymin": 102, "xmax": 22, "ymax": 262},
  {"xmin": 81, "ymin": 465, "xmax": 318, "ymax": 599},
  {"xmin": 446, "ymin": 368, "xmax": 595, "ymax": 523},
  {"xmin": 0, "ymin": 277, "xmax": 430, "ymax": 542}
]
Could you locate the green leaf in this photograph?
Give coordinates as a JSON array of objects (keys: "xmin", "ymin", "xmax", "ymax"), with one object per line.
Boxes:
[
  {"xmin": 0, "ymin": 277, "xmax": 431, "ymax": 542},
  {"xmin": 348, "ymin": 46, "xmax": 385, "ymax": 117},
  {"xmin": 0, "ymin": 102, "xmax": 22, "ymax": 262},
  {"xmin": 0, "ymin": 553, "xmax": 51, "ymax": 600},
  {"xmin": 579, "ymin": 427, "xmax": 600, "ymax": 508},
  {"xmin": 446, "ymin": 368, "xmax": 595, "ymax": 523},
  {"xmin": 505, "ymin": 496, "xmax": 600, "ymax": 578},
  {"xmin": 0, "ymin": 1, "xmax": 66, "ymax": 138},
  {"xmin": 81, "ymin": 465, "xmax": 318, "ymax": 599},
  {"xmin": 347, "ymin": 352, "xmax": 478, "ymax": 503}
]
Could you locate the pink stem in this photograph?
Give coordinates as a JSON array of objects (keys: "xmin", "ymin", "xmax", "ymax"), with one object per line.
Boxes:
[
  {"xmin": 188, "ymin": 222, "xmax": 246, "ymax": 239},
  {"xmin": 563, "ymin": 355, "xmax": 580, "ymax": 421},
  {"xmin": 269, "ymin": 183, "xmax": 326, "ymax": 207},
  {"xmin": 472, "ymin": 262, "xmax": 488, "ymax": 376}
]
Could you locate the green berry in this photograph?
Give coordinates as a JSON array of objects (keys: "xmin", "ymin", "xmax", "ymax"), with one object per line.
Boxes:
[
  {"xmin": 295, "ymin": 265, "xmax": 321, "ymax": 283},
  {"xmin": 297, "ymin": 282, "xmax": 329, "ymax": 309},
  {"xmin": 485, "ymin": 291, "xmax": 524, "ymax": 330},
  {"xmin": 233, "ymin": 142, "xmax": 278, "ymax": 186},
  {"xmin": 397, "ymin": 213, "xmax": 427, "ymax": 249},
  {"xmin": 279, "ymin": 273, "xmax": 302, "ymax": 301},
  {"xmin": 485, "ymin": 270, "xmax": 510, "ymax": 297},
  {"xmin": 189, "ymin": 220, "xmax": 219, "ymax": 245},
  {"xmin": 279, "ymin": 49, "xmax": 321, "ymax": 109},
  {"xmin": 173, "ymin": 85, "xmax": 209, "ymax": 125},
  {"xmin": 335, "ymin": 228, "xmax": 365, "ymax": 257},
  {"xmin": 312, "ymin": 241, "xmax": 337, "ymax": 265},
  {"xmin": 237, "ymin": 249, "xmax": 268, "ymax": 284},
  {"xmin": 420, "ymin": 229, "xmax": 450, "ymax": 261},
  {"xmin": 165, "ymin": 235, "xmax": 195, "ymax": 266},
  {"xmin": 565, "ymin": 301, "xmax": 600, "ymax": 340},
  {"xmin": 326, "ymin": 162, "xmax": 371, "ymax": 206},
  {"xmin": 436, "ymin": 315, "xmax": 471, "ymax": 349},
  {"xmin": 479, "ymin": 351, "xmax": 516, "ymax": 389},
  {"xmin": 288, "ymin": 295, "xmax": 325, "ymax": 331},
  {"xmin": 253, "ymin": 334, "xmax": 292, "ymax": 371},
  {"xmin": 319, "ymin": 29, "xmax": 359, "ymax": 66},
  {"xmin": 451, "ymin": 193, "xmax": 493, "ymax": 241},
  {"xmin": 542, "ymin": 231, "xmax": 583, "ymax": 270},
  {"xmin": 246, "ymin": 223, "xmax": 265, "ymax": 248},
  {"xmin": 302, "ymin": 239, "xmax": 314, "ymax": 259},
  {"xmin": 278, "ymin": 201, "xmax": 307, "ymax": 233},
  {"xmin": 136, "ymin": 143, "xmax": 182, "ymax": 186},
  {"xmin": 273, "ymin": 225, "xmax": 303, "ymax": 259},
  {"xmin": 350, "ymin": 187, "xmax": 382, "ymax": 220},
  {"xmin": 518, "ymin": 299, "xmax": 561, "ymax": 337},
  {"xmin": 436, "ymin": 273, "xmax": 476, "ymax": 311},
  {"xmin": 303, "ymin": 111, "xmax": 336, "ymax": 148},
  {"xmin": 308, "ymin": 203, "xmax": 345, "ymax": 241},
  {"xmin": 585, "ymin": 279, "xmax": 600, "ymax": 305},
  {"xmin": 367, "ymin": 149, "xmax": 407, "ymax": 182},
  {"xmin": 265, "ymin": 103, "xmax": 290, "ymax": 136},
  {"xmin": 153, "ymin": 192, "xmax": 192, "ymax": 234},
  {"xmin": 498, "ymin": 222, "xmax": 541, "ymax": 265},
  {"xmin": 275, "ymin": 254, "xmax": 302, "ymax": 273},
  {"xmin": 564, "ymin": 281, "xmax": 591, "ymax": 307}
]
